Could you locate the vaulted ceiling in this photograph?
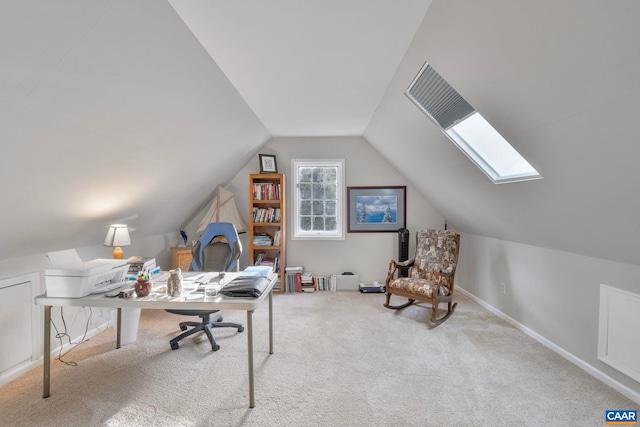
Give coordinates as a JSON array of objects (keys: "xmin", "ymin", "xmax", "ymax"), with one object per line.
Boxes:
[
  {"xmin": 168, "ymin": 0, "xmax": 432, "ymax": 136},
  {"xmin": 2, "ymin": 0, "xmax": 640, "ymax": 266}
]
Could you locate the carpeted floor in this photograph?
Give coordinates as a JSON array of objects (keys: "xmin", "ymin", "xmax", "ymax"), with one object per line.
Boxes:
[{"xmin": 0, "ymin": 291, "xmax": 637, "ymax": 426}]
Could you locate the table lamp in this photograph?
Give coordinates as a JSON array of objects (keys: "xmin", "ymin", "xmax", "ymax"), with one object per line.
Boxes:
[{"xmin": 104, "ymin": 224, "xmax": 131, "ymax": 259}]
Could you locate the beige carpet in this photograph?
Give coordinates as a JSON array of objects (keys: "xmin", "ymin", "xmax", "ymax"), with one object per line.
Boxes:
[{"xmin": 0, "ymin": 291, "xmax": 637, "ymax": 426}]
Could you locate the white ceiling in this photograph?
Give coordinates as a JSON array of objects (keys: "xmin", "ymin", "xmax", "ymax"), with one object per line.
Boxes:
[{"xmin": 168, "ymin": 0, "xmax": 432, "ymax": 136}]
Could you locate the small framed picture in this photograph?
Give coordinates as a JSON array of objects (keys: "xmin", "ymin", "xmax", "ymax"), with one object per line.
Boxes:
[{"xmin": 259, "ymin": 154, "xmax": 278, "ymax": 173}]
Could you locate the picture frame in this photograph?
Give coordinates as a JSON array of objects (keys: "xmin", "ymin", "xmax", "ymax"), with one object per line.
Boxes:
[
  {"xmin": 347, "ymin": 186, "xmax": 406, "ymax": 232},
  {"xmin": 259, "ymin": 154, "xmax": 278, "ymax": 173}
]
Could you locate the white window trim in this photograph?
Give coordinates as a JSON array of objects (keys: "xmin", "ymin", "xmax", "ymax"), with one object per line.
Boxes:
[
  {"xmin": 291, "ymin": 159, "xmax": 345, "ymax": 240},
  {"xmin": 405, "ymin": 62, "xmax": 542, "ymax": 184}
]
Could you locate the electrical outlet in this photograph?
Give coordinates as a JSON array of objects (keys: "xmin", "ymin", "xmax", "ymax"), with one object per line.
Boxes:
[{"xmin": 500, "ymin": 282, "xmax": 506, "ymax": 295}]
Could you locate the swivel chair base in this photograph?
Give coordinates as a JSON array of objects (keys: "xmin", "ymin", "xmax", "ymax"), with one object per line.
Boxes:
[{"xmin": 166, "ymin": 310, "xmax": 244, "ymax": 351}]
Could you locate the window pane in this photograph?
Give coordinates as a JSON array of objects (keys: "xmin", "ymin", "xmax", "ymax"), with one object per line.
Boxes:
[
  {"xmin": 325, "ymin": 167, "xmax": 336, "ymax": 182},
  {"xmin": 299, "ymin": 168, "xmax": 312, "ymax": 183},
  {"xmin": 447, "ymin": 112, "xmax": 540, "ymax": 181},
  {"xmin": 300, "ymin": 216, "xmax": 311, "ymax": 231},
  {"xmin": 312, "ymin": 167, "xmax": 324, "ymax": 182},
  {"xmin": 312, "ymin": 217, "xmax": 324, "ymax": 230},
  {"xmin": 300, "ymin": 200, "xmax": 311, "ymax": 215},
  {"xmin": 312, "ymin": 183, "xmax": 324, "ymax": 200},
  {"xmin": 312, "ymin": 201, "xmax": 324, "ymax": 215},
  {"xmin": 324, "ymin": 183, "xmax": 336, "ymax": 199},
  {"xmin": 325, "ymin": 216, "xmax": 336, "ymax": 231},
  {"xmin": 299, "ymin": 183, "xmax": 311, "ymax": 199},
  {"xmin": 325, "ymin": 200, "xmax": 336, "ymax": 215}
]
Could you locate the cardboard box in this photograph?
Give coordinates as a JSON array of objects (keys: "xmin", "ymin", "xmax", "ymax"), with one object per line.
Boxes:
[{"xmin": 336, "ymin": 274, "xmax": 359, "ymax": 291}]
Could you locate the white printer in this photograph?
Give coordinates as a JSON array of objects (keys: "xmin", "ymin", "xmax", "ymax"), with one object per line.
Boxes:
[{"xmin": 45, "ymin": 259, "xmax": 129, "ymax": 298}]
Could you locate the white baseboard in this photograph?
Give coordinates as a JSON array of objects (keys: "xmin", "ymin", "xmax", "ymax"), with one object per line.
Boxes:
[{"xmin": 457, "ymin": 287, "xmax": 640, "ymax": 406}]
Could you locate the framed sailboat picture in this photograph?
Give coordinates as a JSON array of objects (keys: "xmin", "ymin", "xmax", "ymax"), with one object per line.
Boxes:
[{"xmin": 347, "ymin": 186, "xmax": 406, "ymax": 232}]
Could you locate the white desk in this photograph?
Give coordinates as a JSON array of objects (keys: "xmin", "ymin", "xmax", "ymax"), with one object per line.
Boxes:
[{"xmin": 34, "ymin": 272, "xmax": 275, "ymax": 408}]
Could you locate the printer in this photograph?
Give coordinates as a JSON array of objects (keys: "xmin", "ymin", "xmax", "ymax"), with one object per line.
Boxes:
[{"xmin": 45, "ymin": 259, "xmax": 129, "ymax": 298}]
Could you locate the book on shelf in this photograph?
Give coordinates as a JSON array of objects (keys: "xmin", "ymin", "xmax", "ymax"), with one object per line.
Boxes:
[
  {"xmin": 274, "ymin": 251, "xmax": 281, "ymax": 273},
  {"xmin": 252, "ymin": 182, "xmax": 281, "ymax": 200},
  {"xmin": 254, "ymin": 252, "xmax": 280, "ymax": 273},
  {"xmin": 252, "ymin": 234, "xmax": 272, "ymax": 246},
  {"xmin": 273, "ymin": 229, "xmax": 282, "ymax": 246},
  {"xmin": 252, "ymin": 207, "xmax": 281, "ymax": 223}
]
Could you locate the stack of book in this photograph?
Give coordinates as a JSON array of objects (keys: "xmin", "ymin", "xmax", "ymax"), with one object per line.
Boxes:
[
  {"xmin": 126, "ymin": 256, "xmax": 160, "ymax": 280},
  {"xmin": 253, "ymin": 234, "xmax": 272, "ymax": 246},
  {"xmin": 300, "ymin": 272, "xmax": 315, "ymax": 292}
]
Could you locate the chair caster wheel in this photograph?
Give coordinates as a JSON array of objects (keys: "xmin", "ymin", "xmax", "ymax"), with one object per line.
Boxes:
[
  {"xmin": 238, "ymin": 326, "xmax": 245, "ymax": 333},
  {"xmin": 171, "ymin": 343, "xmax": 179, "ymax": 350},
  {"xmin": 180, "ymin": 326, "xmax": 188, "ymax": 331},
  {"xmin": 212, "ymin": 344, "xmax": 220, "ymax": 351}
]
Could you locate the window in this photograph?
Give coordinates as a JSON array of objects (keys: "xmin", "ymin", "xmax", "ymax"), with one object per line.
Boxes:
[
  {"xmin": 291, "ymin": 159, "xmax": 345, "ymax": 240},
  {"xmin": 406, "ymin": 63, "xmax": 541, "ymax": 184}
]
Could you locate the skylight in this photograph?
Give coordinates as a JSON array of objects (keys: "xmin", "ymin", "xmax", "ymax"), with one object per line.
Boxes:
[{"xmin": 406, "ymin": 63, "xmax": 541, "ymax": 184}]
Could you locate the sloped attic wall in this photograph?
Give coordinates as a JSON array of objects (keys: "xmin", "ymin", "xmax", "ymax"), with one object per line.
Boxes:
[
  {"xmin": 365, "ymin": 0, "xmax": 640, "ymax": 266},
  {"xmin": 0, "ymin": 0, "xmax": 269, "ymax": 264},
  {"xmin": 365, "ymin": 0, "xmax": 640, "ymax": 401}
]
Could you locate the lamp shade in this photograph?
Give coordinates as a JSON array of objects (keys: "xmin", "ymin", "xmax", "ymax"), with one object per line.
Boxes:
[{"xmin": 104, "ymin": 224, "xmax": 131, "ymax": 259}]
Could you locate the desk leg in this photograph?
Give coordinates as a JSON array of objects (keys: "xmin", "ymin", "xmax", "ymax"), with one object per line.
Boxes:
[
  {"xmin": 116, "ymin": 308, "xmax": 122, "ymax": 349},
  {"xmin": 43, "ymin": 305, "xmax": 51, "ymax": 398},
  {"xmin": 269, "ymin": 290, "xmax": 273, "ymax": 354},
  {"xmin": 247, "ymin": 310, "xmax": 255, "ymax": 408}
]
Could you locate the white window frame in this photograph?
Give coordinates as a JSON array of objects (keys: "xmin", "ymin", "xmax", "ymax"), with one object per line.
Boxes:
[
  {"xmin": 405, "ymin": 62, "xmax": 542, "ymax": 184},
  {"xmin": 291, "ymin": 159, "xmax": 345, "ymax": 240}
]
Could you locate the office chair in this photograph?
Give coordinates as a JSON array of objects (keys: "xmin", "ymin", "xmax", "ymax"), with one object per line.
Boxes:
[{"xmin": 166, "ymin": 222, "xmax": 244, "ymax": 351}]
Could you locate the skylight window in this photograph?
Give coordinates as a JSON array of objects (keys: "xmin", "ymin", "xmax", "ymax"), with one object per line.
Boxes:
[{"xmin": 406, "ymin": 63, "xmax": 541, "ymax": 184}]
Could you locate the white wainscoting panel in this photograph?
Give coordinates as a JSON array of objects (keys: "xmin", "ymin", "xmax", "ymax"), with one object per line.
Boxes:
[
  {"xmin": 598, "ymin": 284, "xmax": 640, "ymax": 383},
  {"xmin": 0, "ymin": 273, "xmax": 41, "ymax": 378}
]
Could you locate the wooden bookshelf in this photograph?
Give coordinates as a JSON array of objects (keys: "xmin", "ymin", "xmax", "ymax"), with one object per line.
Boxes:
[{"xmin": 249, "ymin": 173, "xmax": 286, "ymax": 292}]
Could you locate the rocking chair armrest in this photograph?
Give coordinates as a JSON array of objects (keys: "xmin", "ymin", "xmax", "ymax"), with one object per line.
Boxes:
[
  {"xmin": 394, "ymin": 258, "xmax": 415, "ymax": 269},
  {"xmin": 441, "ymin": 267, "xmax": 456, "ymax": 278},
  {"xmin": 386, "ymin": 258, "xmax": 415, "ymax": 284}
]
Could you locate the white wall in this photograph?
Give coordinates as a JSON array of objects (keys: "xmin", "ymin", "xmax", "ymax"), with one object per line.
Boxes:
[
  {"xmin": 457, "ymin": 233, "xmax": 640, "ymax": 401},
  {"xmin": 265, "ymin": 136, "xmax": 443, "ymax": 280},
  {"xmin": 186, "ymin": 136, "xmax": 445, "ymax": 282}
]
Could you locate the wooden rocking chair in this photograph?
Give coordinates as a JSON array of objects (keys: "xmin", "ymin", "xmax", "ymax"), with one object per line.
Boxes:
[{"xmin": 384, "ymin": 229, "xmax": 460, "ymax": 326}]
